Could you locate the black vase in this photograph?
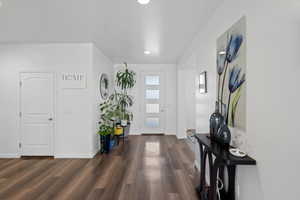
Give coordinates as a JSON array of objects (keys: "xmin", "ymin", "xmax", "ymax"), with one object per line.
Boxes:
[
  {"xmin": 100, "ymin": 134, "xmax": 111, "ymax": 154},
  {"xmin": 209, "ymin": 101, "xmax": 224, "ymax": 139},
  {"xmin": 215, "ymin": 122, "xmax": 231, "ymax": 147}
]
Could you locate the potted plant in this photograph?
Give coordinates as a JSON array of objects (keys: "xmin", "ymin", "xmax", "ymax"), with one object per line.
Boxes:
[
  {"xmin": 115, "ymin": 62, "xmax": 136, "ymax": 134},
  {"xmin": 98, "ymin": 124, "xmax": 114, "ymax": 153},
  {"xmin": 98, "ymin": 99, "xmax": 116, "ymax": 153},
  {"xmin": 97, "ymin": 62, "xmax": 136, "ymax": 152}
]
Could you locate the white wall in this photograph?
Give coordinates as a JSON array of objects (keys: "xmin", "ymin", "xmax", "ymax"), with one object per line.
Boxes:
[
  {"xmin": 114, "ymin": 64, "xmax": 177, "ymax": 135},
  {"xmin": 178, "ymin": 0, "xmax": 300, "ymax": 199},
  {"xmin": 0, "ymin": 43, "xmax": 113, "ymax": 158},
  {"xmin": 177, "ymin": 67, "xmax": 197, "ymax": 138},
  {"xmin": 91, "ymin": 45, "xmax": 114, "ymax": 155}
]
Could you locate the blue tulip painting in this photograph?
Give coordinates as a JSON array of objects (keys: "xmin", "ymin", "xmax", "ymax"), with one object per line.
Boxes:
[
  {"xmin": 226, "ymin": 66, "xmax": 245, "ymax": 125},
  {"xmin": 226, "ymin": 34, "xmax": 243, "ymax": 63},
  {"xmin": 216, "ymin": 16, "xmax": 246, "ymax": 130}
]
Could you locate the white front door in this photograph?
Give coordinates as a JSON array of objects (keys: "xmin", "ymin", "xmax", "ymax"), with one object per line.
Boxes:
[
  {"xmin": 141, "ymin": 72, "xmax": 165, "ymax": 134},
  {"xmin": 20, "ymin": 72, "xmax": 55, "ymax": 156}
]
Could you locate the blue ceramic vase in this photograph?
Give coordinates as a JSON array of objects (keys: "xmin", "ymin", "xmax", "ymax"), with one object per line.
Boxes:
[
  {"xmin": 215, "ymin": 121, "xmax": 231, "ymax": 146},
  {"xmin": 209, "ymin": 102, "xmax": 224, "ymax": 139}
]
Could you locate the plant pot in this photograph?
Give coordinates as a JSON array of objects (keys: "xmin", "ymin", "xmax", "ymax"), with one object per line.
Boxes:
[
  {"xmin": 100, "ymin": 134, "xmax": 111, "ymax": 154},
  {"xmin": 114, "ymin": 127, "xmax": 123, "ymax": 136},
  {"xmin": 123, "ymin": 122, "xmax": 131, "ymax": 137},
  {"xmin": 121, "ymin": 120, "xmax": 127, "ymax": 126}
]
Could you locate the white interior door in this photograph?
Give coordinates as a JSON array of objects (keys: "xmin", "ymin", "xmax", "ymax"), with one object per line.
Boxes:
[
  {"xmin": 20, "ymin": 72, "xmax": 54, "ymax": 156},
  {"xmin": 141, "ymin": 72, "xmax": 165, "ymax": 134}
]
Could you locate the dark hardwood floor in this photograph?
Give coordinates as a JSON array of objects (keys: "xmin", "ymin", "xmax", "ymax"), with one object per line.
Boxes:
[{"xmin": 0, "ymin": 135, "xmax": 199, "ymax": 200}]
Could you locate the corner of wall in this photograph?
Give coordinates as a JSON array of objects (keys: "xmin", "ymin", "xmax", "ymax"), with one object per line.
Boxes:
[{"xmin": 91, "ymin": 44, "xmax": 114, "ymax": 155}]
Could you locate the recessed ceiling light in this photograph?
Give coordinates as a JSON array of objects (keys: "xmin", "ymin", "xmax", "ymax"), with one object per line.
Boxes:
[
  {"xmin": 137, "ymin": 0, "xmax": 150, "ymax": 5},
  {"xmin": 144, "ymin": 50, "xmax": 151, "ymax": 55}
]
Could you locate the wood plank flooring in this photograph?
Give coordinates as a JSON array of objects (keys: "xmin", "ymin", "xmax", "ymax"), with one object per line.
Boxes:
[{"xmin": 0, "ymin": 135, "xmax": 199, "ymax": 200}]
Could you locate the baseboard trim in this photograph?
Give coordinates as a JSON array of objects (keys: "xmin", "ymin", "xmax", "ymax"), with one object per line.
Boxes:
[
  {"xmin": 164, "ymin": 132, "xmax": 176, "ymax": 135},
  {"xmin": 54, "ymin": 154, "xmax": 94, "ymax": 159},
  {"xmin": 176, "ymin": 135, "xmax": 187, "ymax": 140},
  {"xmin": 0, "ymin": 154, "xmax": 20, "ymax": 158},
  {"xmin": 92, "ymin": 149, "xmax": 100, "ymax": 157},
  {"xmin": 128, "ymin": 132, "xmax": 141, "ymax": 135}
]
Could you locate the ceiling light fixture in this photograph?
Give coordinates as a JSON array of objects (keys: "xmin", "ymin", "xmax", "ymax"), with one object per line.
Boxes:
[
  {"xmin": 144, "ymin": 50, "xmax": 151, "ymax": 55},
  {"xmin": 219, "ymin": 51, "xmax": 226, "ymax": 55},
  {"xmin": 137, "ymin": 0, "xmax": 150, "ymax": 5}
]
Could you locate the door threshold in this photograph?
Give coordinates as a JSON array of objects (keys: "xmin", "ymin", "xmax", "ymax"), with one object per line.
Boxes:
[
  {"xmin": 141, "ymin": 133, "xmax": 165, "ymax": 136},
  {"xmin": 21, "ymin": 156, "xmax": 54, "ymax": 160}
]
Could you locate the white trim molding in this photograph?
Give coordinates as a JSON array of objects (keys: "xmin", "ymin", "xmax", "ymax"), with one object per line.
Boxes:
[
  {"xmin": 54, "ymin": 154, "xmax": 95, "ymax": 159},
  {"xmin": 0, "ymin": 154, "xmax": 21, "ymax": 158}
]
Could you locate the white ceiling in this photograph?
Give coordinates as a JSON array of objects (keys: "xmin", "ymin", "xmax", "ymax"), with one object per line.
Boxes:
[{"xmin": 0, "ymin": 0, "xmax": 220, "ymax": 64}]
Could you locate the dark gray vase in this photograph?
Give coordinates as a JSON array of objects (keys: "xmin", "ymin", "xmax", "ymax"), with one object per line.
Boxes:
[
  {"xmin": 215, "ymin": 122, "xmax": 231, "ymax": 146},
  {"xmin": 209, "ymin": 102, "xmax": 224, "ymax": 139}
]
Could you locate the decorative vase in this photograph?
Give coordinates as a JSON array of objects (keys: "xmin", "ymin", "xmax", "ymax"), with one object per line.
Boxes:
[
  {"xmin": 209, "ymin": 101, "xmax": 225, "ymax": 139},
  {"xmin": 215, "ymin": 122, "xmax": 231, "ymax": 147}
]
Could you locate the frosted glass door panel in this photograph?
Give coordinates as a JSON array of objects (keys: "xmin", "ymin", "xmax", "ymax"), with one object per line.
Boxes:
[
  {"xmin": 146, "ymin": 117, "xmax": 160, "ymax": 128},
  {"xmin": 142, "ymin": 71, "xmax": 165, "ymax": 133},
  {"xmin": 145, "ymin": 76, "xmax": 160, "ymax": 85},
  {"xmin": 146, "ymin": 90, "xmax": 160, "ymax": 99},
  {"xmin": 146, "ymin": 104, "xmax": 160, "ymax": 113}
]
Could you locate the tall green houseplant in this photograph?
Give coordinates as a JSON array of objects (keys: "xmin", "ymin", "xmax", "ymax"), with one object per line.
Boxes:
[
  {"xmin": 98, "ymin": 62, "xmax": 136, "ymax": 153},
  {"xmin": 115, "ymin": 62, "xmax": 136, "ymax": 125}
]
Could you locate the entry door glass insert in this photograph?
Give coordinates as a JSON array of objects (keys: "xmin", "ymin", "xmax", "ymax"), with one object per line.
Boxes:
[{"xmin": 142, "ymin": 72, "xmax": 165, "ymax": 133}]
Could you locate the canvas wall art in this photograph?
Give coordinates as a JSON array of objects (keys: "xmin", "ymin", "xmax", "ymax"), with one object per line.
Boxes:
[{"xmin": 216, "ymin": 16, "xmax": 246, "ymax": 131}]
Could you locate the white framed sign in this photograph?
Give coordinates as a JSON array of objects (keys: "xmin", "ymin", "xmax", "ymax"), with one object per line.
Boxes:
[{"xmin": 61, "ymin": 73, "xmax": 86, "ymax": 89}]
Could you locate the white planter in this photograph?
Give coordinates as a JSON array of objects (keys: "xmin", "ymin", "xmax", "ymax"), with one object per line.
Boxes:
[{"xmin": 121, "ymin": 120, "xmax": 127, "ymax": 126}]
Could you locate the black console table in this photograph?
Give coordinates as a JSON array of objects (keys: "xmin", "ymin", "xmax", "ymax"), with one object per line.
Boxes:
[{"xmin": 194, "ymin": 134, "xmax": 256, "ymax": 200}]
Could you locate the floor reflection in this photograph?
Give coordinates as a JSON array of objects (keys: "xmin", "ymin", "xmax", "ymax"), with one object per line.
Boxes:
[
  {"xmin": 144, "ymin": 169, "xmax": 162, "ymax": 182},
  {"xmin": 145, "ymin": 142, "xmax": 160, "ymax": 156},
  {"xmin": 144, "ymin": 141, "xmax": 162, "ymax": 182},
  {"xmin": 144, "ymin": 157, "xmax": 161, "ymax": 167}
]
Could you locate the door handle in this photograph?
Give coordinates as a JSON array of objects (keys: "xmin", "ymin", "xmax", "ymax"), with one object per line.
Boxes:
[{"xmin": 48, "ymin": 118, "xmax": 53, "ymax": 121}]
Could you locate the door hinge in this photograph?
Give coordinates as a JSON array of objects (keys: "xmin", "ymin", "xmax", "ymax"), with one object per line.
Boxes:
[
  {"xmin": 19, "ymin": 81, "xmax": 22, "ymax": 87},
  {"xmin": 19, "ymin": 112, "xmax": 22, "ymax": 118},
  {"xmin": 19, "ymin": 143, "xmax": 22, "ymax": 148}
]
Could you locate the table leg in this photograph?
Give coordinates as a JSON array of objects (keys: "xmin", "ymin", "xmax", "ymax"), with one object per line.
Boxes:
[
  {"xmin": 209, "ymin": 157, "xmax": 223, "ymax": 200},
  {"xmin": 227, "ymin": 165, "xmax": 236, "ymax": 200}
]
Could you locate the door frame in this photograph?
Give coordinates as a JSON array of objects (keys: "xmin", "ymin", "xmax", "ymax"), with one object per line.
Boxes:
[
  {"xmin": 140, "ymin": 70, "xmax": 166, "ymax": 134},
  {"xmin": 18, "ymin": 71, "xmax": 56, "ymax": 157}
]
